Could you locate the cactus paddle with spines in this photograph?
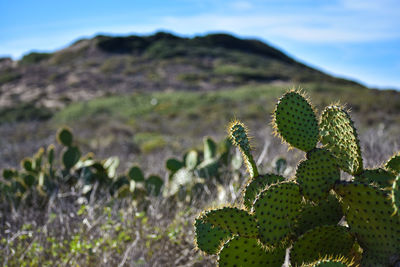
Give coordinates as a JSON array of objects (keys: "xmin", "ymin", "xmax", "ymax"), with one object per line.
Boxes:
[
  {"xmin": 392, "ymin": 174, "xmax": 400, "ymax": 214},
  {"xmin": 307, "ymin": 256, "xmax": 354, "ymax": 267},
  {"xmin": 218, "ymin": 236, "xmax": 286, "ymax": 267},
  {"xmin": 385, "ymin": 152, "xmax": 400, "ymax": 175},
  {"xmin": 296, "ymin": 148, "xmax": 340, "ymax": 202},
  {"xmin": 273, "ymin": 90, "xmax": 319, "ymax": 152},
  {"xmin": 319, "ymin": 105, "xmax": 363, "ymax": 175},
  {"xmin": 194, "ymin": 218, "xmax": 232, "ymax": 255},
  {"xmin": 194, "ymin": 91, "xmax": 400, "ymax": 266},
  {"xmin": 334, "ymin": 181, "xmax": 400, "ymax": 265},
  {"xmin": 201, "ymin": 207, "xmax": 258, "ymax": 237},
  {"xmin": 228, "ymin": 120, "xmax": 258, "ymax": 177},
  {"xmin": 294, "ymin": 193, "xmax": 343, "ymax": 237},
  {"xmin": 290, "ymin": 225, "xmax": 354, "ymax": 266},
  {"xmin": 243, "ymin": 174, "xmax": 285, "ymax": 210},
  {"xmin": 355, "ymin": 168, "xmax": 395, "ymax": 189},
  {"xmin": 253, "ymin": 181, "xmax": 302, "ymax": 247}
]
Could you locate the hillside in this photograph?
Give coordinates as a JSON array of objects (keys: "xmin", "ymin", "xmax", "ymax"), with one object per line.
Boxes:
[
  {"xmin": 0, "ymin": 32, "xmax": 399, "ymax": 170},
  {"xmin": 0, "ymin": 32, "xmax": 362, "ymax": 116}
]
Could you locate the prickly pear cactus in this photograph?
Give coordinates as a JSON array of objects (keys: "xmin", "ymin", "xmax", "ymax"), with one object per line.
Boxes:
[
  {"xmin": 290, "ymin": 225, "xmax": 354, "ymax": 266},
  {"xmin": 319, "ymin": 105, "xmax": 363, "ymax": 175},
  {"xmin": 218, "ymin": 236, "xmax": 286, "ymax": 267},
  {"xmin": 194, "ymin": 90, "xmax": 399, "ymax": 266},
  {"xmin": 334, "ymin": 181, "xmax": 400, "ymax": 265},
  {"xmin": 273, "ymin": 90, "xmax": 319, "ymax": 152},
  {"xmin": 228, "ymin": 120, "xmax": 258, "ymax": 177},
  {"xmin": 253, "ymin": 181, "xmax": 302, "ymax": 247},
  {"xmin": 385, "ymin": 152, "xmax": 400, "ymax": 175},
  {"xmin": 242, "ymin": 174, "xmax": 285, "ymax": 210},
  {"xmin": 296, "ymin": 148, "xmax": 339, "ymax": 201},
  {"xmin": 392, "ymin": 175, "xmax": 400, "ymax": 214}
]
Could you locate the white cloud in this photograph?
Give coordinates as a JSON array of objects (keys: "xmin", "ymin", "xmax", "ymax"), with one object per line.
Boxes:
[{"xmin": 230, "ymin": 1, "xmax": 253, "ymax": 10}]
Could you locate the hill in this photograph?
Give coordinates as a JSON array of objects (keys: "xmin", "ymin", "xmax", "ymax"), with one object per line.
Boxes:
[
  {"xmin": 0, "ymin": 32, "xmax": 362, "ymax": 114},
  {"xmin": 0, "ymin": 32, "xmax": 399, "ymax": 169}
]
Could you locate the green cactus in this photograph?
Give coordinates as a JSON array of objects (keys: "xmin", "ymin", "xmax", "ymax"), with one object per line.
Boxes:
[
  {"xmin": 194, "ymin": 90, "xmax": 400, "ymax": 266},
  {"xmin": 273, "ymin": 90, "xmax": 319, "ymax": 152},
  {"xmin": 294, "ymin": 193, "xmax": 343, "ymax": 237},
  {"xmin": 254, "ymin": 181, "xmax": 302, "ymax": 247},
  {"xmin": 218, "ymin": 236, "xmax": 286, "ymax": 267},
  {"xmin": 228, "ymin": 120, "xmax": 258, "ymax": 177},
  {"xmin": 203, "ymin": 136, "xmax": 217, "ymax": 161},
  {"xmin": 56, "ymin": 127, "xmax": 73, "ymax": 146},
  {"xmin": 319, "ymin": 105, "xmax": 363, "ymax": 175},
  {"xmin": 242, "ymin": 174, "xmax": 285, "ymax": 210},
  {"xmin": 194, "ymin": 217, "xmax": 232, "ymax": 255},
  {"xmin": 290, "ymin": 225, "xmax": 354, "ymax": 266},
  {"xmin": 200, "ymin": 207, "xmax": 258, "ymax": 237},
  {"xmin": 185, "ymin": 150, "xmax": 199, "ymax": 170},
  {"xmin": 296, "ymin": 148, "xmax": 339, "ymax": 201},
  {"xmin": 334, "ymin": 181, "xmax": 400, "ymax": 265},
  {"xmin": 392, "ymin": 174, "xmax": 399, "ymax": 214},
  {"xmin": 165, "ymin": 137, "xmax": 240, "ymax": 202},
  {"xmin": 385, "ymin": 152, "xmax": 400, "ymax": 175},
  {"xmin": 355, "ymin": 168, "xmax": 395, "ymax": 189}
]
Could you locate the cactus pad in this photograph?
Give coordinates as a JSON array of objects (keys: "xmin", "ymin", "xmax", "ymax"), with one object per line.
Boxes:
[
  {"xmin": 201, "ymin": 207, "xmax": 258, "ymax": 237},
  {"xmin": 320, "ymin": 106, "xmax": 363, "ymax": 175},
  {"xmin": 204, "ymin": 137, "xmax": 217, "ymax": 161},
  {"xmin": 196, "ymin": 158, "xmax": 219, "ymax": 178},
  {"xmin": 385, "ymin": 152, "xmax": 400, "ymax": 175},
  {"xmin": 228, "ymin": 120, "xmax": 258, "ymax": 177},
  {"xmin": 253, "ymin": 181, "xmax": 302, "ymax": 246},
  {"xmin": 57, "ymin": 127, "xmax": 73, "ymax": 146},
  {"xmin": 218, "ymin": 236, "xmax": 286, "ymax": 267},
  {"xmin": 355, "ymin": 168, "xmax": 395, "ymax": 189},
  {"xmin": 166, "ymin": 158, "xmax": 184, "ymax": 173},
  {"xmin": 185, "ymin": 150, "xmax": 198, "ymax": 170},
  {"xmin": 128, "ymin": 166, "xmax": 145, "ymax": 182},
  {"xmin": 243, "ymin": 174, "xmax": 285, "ymax": 210},
  {"xmin": 62, "ymin": 146, "xmax": 81, "ymax": 169},
  {"xmin": 290, "ymin": 225, "xmax": 354, "ymax": 266},
  {"xmin": 294, "ymin": 193, "xmax": 343, "ymax": 237},
  {"xmin": 168, "ymin": 168, "xmax": 196, "ymax": 196},
  {"xmin": 296, "ymin": 148, "xmax": 340, "ymax": 201},
  {"xmin": 392, "ymin": 175, "xmax": 400, "ymax": 214},
  {"xmin": 309, "ymin": 256, "xmax": 353, "ymax": 267},
  {"xmin": 194, "ymin": 217, "xmax": 231, "ymax": 255},
  {"xmin": 334, "ymin": 181, "xmax": 400, "ymax": 264},
  {"xmin": 273, "ymin": 91, "xmax": 319, "ymax": 152},
  {"xmin": 145, "ymin": 175, "xmax": 163, "ymax": 196}
]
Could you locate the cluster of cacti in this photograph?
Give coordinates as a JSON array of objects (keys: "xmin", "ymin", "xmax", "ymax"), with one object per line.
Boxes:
[
  {"xmin": 110, "ymin": 165, "xmax": 163, "ymax": 203},
  {"xmin": 1, "ymin": 145, "xmax": 56, "ymax": 206},
  {"xmin": 194, "ymin": 90, "xmax": 400, "ymax": 266},
  {"xmin": 0, "ymin": 127, "xmax": 156, "ymax": 207},
  {"xmin": 165, "ymin": 137, "xmax": 242, "ymax": 202}
]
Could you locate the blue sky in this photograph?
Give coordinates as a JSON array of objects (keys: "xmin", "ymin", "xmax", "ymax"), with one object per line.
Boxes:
[{"xmin": 1, "ymin": 0, "xmax": 399, "ymax": 89}]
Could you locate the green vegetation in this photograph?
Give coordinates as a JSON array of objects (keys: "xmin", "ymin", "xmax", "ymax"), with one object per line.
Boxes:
[
  {"xmin": 195, "ymin": 90, "xmax": 400, "ymax": 266},
  {"xmin": 20, "ymin": 52, "xmax": 52, "ymax": 65},
  {"xmin": 0, "ymin": 68, "xmax": 21, "ymax": 85}
]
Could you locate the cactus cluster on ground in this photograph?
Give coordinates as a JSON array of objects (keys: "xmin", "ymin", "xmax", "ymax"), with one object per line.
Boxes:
[
  {"xmin": 194, "ymin": 90, "xmax": 400, "ymax": 266},
  {"xmin": 0, "ymin": 128, "xmax": 243, "ymax": 210}
]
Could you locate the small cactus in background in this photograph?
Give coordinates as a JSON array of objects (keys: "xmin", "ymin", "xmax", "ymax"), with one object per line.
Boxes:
[
  {"xmin": 164, "ymin": 136, "xmax": 242, "ymax": 202},
  {"xmin": 194, "ymin": 90, "xmax": 400, "ymax": 266}
]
